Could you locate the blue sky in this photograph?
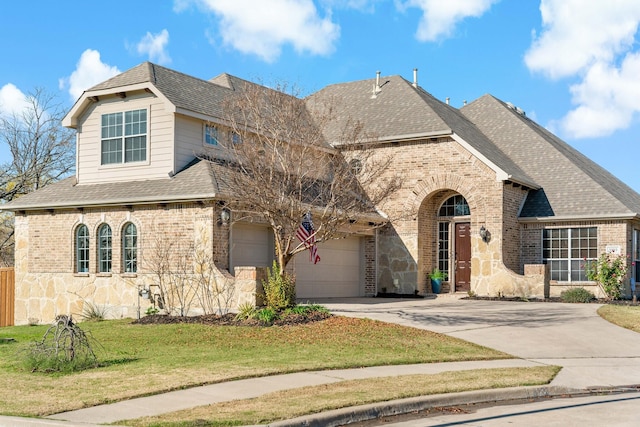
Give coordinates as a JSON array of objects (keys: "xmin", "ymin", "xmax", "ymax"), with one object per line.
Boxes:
[{"xmin": 1, "ymin": 0, "xmax": 640, "ymax": 192}]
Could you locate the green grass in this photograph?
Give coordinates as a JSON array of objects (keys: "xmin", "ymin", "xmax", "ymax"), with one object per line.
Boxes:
[
  {"xmin": 0, "ymin": 316, "xmax": 510, "ymax": 417},
  {"xmin": 123, "ymin": 366, "xmax": 560, "ymax": 427},
  {"xmin": 598, "ymin": 304, "xmax": 640, "ymax": 332}
]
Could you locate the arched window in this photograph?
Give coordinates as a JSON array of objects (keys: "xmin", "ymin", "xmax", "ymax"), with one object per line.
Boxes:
[
  {"xmin": 98, "ymin": 224, "xmax": 112, "ymax": 273},
  {"xmin": 76, "ymin": 225, "xmax": 89, "ymax": 273},
  {"xmin": 438, "ymin": 195, "xmax": 470, "ymax": 217},
  {"xmin": 122, "ymin": 222, "xmax": 137, "ymax": 273}
]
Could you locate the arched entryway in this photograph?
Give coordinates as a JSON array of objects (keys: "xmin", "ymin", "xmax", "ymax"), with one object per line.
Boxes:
[
  {"xmin": 436, "ymin": 195, "xmax": 471, "ymax": 292},
  {"xmin": 418, "ymin": 191, "xmax": 473, "ymax": 293}
]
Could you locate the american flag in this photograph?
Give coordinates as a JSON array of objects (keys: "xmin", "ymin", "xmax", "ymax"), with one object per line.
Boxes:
[{"xmin": 295, "ymin": 212, "xmax": 320, "ymax": 264}]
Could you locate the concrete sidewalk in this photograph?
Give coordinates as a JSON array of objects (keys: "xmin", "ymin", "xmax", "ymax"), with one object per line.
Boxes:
[{"xmin": 4, "ymin": 297, "xmax": 640, "ymax": 426}]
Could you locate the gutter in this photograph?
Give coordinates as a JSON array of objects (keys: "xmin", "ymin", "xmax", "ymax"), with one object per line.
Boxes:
[{"xmin": 518, "ymin": 212, "xmax": 640, "ymax": 223}]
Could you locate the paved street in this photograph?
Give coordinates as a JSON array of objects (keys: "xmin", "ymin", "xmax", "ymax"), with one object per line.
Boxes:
[{"xmin": 358, "ymin": 391, "xmax": 640, "ymax": 426}]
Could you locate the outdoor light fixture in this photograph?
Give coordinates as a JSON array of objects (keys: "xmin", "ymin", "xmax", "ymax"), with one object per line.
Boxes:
[
  {"xmin": 219, "ymin": 208, "xmax": 231, "ymax": 226},
  {"xmin": 479, "ymin": 225, "xmax": 490, "ymax": 243}
]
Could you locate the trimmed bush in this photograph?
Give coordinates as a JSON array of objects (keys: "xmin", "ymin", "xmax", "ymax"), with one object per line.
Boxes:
[{"xmin": 560, "ymin": 287, "xmax": 596, "ymax": 303}]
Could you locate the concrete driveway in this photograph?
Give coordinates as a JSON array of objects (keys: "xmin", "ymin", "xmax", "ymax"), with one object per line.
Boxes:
[{"xmin": 317, "ymin": 296, "xmax": 640, "ymax": 389}]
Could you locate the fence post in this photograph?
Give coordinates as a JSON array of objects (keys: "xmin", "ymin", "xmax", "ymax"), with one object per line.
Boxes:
[{"xmin": 0, "ymin": 268, "xmax": 15, "ymax": 327}]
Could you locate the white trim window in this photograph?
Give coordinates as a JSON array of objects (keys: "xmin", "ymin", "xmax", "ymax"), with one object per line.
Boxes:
[
  {"xmin": 76, "ymin": 224, "xmax": 89, "ymax": 273},
  {"xmin": 122, "ymin": 222, "xmax": 137, "ymax": 273},
  {"xmin": 98, "ymin": 224, "xmax": 112, "ymax": 273},
  {"xmin": 204, "ymin": 124, "xmax": 219, "ymax": 146},
  {"xmin": 101, "ymin": 109, "xmax": 147, "ymax": 164},
  {"xmin": 543, "ymin": 227, "xmax": 597, "ymax": 281}
]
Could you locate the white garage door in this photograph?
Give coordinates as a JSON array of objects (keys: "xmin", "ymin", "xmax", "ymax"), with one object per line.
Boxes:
[
  {"xmin": 295, "ymin": 237, "xmax": 362, "ymax": 299},
  {"xmin": 230, "ymin": 223, "xmax": 273, "ymax": 273}
]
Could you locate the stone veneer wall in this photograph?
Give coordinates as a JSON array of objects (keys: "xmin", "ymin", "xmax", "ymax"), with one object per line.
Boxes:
[
  {"xmin": 365, "ymin": 137, "xmax": 545, "ymax": 297},
  {"xmin": 12, "ymin": 202, "xmax": 265, "ymax": 325}
]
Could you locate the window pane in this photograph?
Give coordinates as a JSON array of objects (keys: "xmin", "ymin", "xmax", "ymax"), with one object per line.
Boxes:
[
  {"xmin": 98, "ymin": 224, "xmax": 112, "ymax": 273},
  {"xmin": 101, "ymin": 138, "xmax": 122, "ymax": 164},
  {"xmin": 123, "ymin": 223, "xmax": 137, "ymax": 273},
  {"xmin": 543, "ymin": 227, "xmax": 597, "ymax": 283},
  {"xmin": 76, "ymin": 225, "xmax": 89, "ymax": 273},
  {"xmin": 125, "ymin": 136, "xmax": 146, "ymax": 162},
  {"xmin": 205, "ymin": 125, "xmax": 218, "ymax": 145}
]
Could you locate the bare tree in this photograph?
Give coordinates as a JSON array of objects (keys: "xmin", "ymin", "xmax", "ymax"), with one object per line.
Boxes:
[
  {"xmin": 0, "ymin": 88, "xmax": 75, "ymax": 265},
  {"xmin": 208, "ymin": 80, "xmax": 401, "ymax": 274}
]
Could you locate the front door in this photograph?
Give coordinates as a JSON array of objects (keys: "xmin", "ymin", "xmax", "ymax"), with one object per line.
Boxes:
[{"xmin": 455, "ymin": 222, "xmax": 471, "ymax": 292}]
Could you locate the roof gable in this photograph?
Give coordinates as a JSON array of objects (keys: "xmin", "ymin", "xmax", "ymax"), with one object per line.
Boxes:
[
  {"xmin": 461, "ymin": 95, "xmax": 640, "ymax": 218},
  {"xmin": 307, "ymin": 75, "xmax": 537, "ymax": 188}
]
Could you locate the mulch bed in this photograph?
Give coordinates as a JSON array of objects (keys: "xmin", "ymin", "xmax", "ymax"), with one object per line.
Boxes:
[{"xmin": 132, "ymin": 311, "xmax": 333, "ymax": 327}]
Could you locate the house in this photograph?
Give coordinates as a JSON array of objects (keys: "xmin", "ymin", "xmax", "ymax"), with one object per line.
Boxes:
[{"xmin": 5, "ymin": 62, "xmax": 640, "ymax": 324}]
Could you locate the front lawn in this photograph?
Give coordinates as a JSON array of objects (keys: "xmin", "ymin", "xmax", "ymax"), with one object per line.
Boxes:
[
  {"xmin": 0, "ymin": 316, "xmax": 510, "ymax": 416},
  {"xmin": 598, "ymin": 304, "xmax": 640, "ymax": 332}
]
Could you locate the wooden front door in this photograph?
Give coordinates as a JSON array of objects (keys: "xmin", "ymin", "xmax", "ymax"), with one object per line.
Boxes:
[{"xmin": 455, "ymin": 223, "xmax": 471, "ymax": 292}]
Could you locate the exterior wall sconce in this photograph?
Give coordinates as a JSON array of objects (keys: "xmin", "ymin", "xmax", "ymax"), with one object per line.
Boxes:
[
  {"xmin": 139, "ymin": 288, "xmax": 150, "ymax": 299},
  {"xmin": 219, "ymin": 208, "xmax": 231, "ymax": 226},
  {"xmin": 479, "ymin": 225, "xmax": 490, "ymax": 243}
]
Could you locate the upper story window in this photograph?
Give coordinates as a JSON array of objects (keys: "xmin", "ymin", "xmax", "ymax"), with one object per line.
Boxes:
[
  {"xmin": 98, "ymin": 224, "xmax": 112, "ymax": 273},
  {"xmin": 101, "ymin": 109, "xmax": 147, "ymax": 165},
  {"xmin": 204, "ymin": 124, "xmax": 219, "ymax": 146},
  {"xmin": 76, "ymin": 224, "xmax": 89, "ymax": 273},
  {"xmin": 122, "ymin": 222, "xmax": 137, "ymax": 273},
  {"xmin": 438, "ymin": 195, "xmax": 470, "ymax": 217},
  {"xmin": 543, "ymin": 227, "xmax": 597, "ymax": 281}
]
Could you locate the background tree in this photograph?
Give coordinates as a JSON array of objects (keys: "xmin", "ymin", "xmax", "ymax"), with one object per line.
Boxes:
[
  {"xmin": 209, "ymin": 80, "xmax": 401, "ymax": 275},
  {"xmin": 0, "ymin": 88, "xmax": 75, "ymax": 266}
]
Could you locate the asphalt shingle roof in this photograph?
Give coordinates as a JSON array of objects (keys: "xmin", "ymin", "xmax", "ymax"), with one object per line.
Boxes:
[
  {"xmin": 3, "ymin": 159, "xmax": 223, "ymax": 210},
  {"xmin": 307, "ymin": 75, "xmax": 537, "ymax": 188},
  {"xmin": 460, "ymin": 95, "xmax": 640, "ymax": 218}
]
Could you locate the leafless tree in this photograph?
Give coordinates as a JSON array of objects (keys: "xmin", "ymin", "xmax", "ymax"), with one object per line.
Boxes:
[
  {"xmin": 0, "ymin": 88, "xmax": 75, "ymax": 265},
  {"xmin": 145, "ymin": 229, "xmax": 236, "ymax": 316},
  {"xmin": 208, "ymin": 80, "xmax": 401, "ymax": 274}
]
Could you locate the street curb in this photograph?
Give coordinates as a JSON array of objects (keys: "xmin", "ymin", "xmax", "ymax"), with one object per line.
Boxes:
[{"xmin": 265, "ymin": 386, "xmax": 584, "ymax": 427}]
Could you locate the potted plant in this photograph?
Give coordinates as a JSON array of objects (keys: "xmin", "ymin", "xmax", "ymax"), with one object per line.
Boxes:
[{"xmin": 429, "ymin": 268, "xmax": 448, "ymax": 294}]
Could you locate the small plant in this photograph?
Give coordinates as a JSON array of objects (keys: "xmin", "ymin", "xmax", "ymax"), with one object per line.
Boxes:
[
  {"xmin": 467, "ymin": 290, "xmax": 477, "ymax": 298},
  {"xmin": 586, "ymin": 252, "xmax": 628, "ymax": 300},
  {"xmin": 262, "ymin": 261, "xmax": 296, "ymax": 311},
  {"xmin": 255, "ymin": 307, "xmax": 278, "ymax": 325},
  {"xmin": 234, "ymin": 302, "xmax": 257, "ymax": 321},
  {"xmin": 145, "ymin": 306, "xmax": 160, "ymax": 316},
  {"xmin": 81, "ymin": 301, "xmax": 110, "ymax": 321},
  {"xmin": 429, "ymin": 268, "xmax": 448, "ymax": 281},
  {"xmin": 24, "ymin": 315, "xmax": 99, "ymax": 373},
  {"xmin": 561, "ymin": 287, "xmax": 596, "ymax": 303}
]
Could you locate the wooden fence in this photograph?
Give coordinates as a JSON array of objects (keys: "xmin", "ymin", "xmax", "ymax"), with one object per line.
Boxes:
[{"xmin": 0, "ymin": 268, "xmax": 14, "ymax": 327}]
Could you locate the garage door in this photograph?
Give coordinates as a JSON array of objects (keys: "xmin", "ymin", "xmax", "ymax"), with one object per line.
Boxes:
[
  {"xmin": 295, "ymin": 237, "xmax": 362, "ymax": 298},
  {"xmin": 230, "ymin": 223, "xmax": 273, "ymax": 273}
]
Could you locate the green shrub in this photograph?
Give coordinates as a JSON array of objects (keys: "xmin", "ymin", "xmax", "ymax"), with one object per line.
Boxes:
[
  {"xmin": 560, "ymin": 287, "xmax": 596, "ymax": 303},
  {"xmin": 256, "ymin": 307, "xmax": 278, "ymax": 325},
  {"xmin": 262, "ymin": 261, "xmax": 296, "ymax": 311},
  {"xmin": 234, "ymin": 302, "xmax": 257, "ymax": 321},
  {"xmin": 586, "ymin": 253, "xmax": 628, "ymax": 300}
]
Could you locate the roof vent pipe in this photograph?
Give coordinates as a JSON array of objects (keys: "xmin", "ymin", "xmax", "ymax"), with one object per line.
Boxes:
[
  {"xmin": 446, "ymin": 97, "xmax": 450, "ymax": 105},
  {"xmin": 413, "ymin": 68, "xmax": 418, "ymax": 88},
  {"xmin": 371, "ymin": 71, "xmax": 382, "ymax": 98}
]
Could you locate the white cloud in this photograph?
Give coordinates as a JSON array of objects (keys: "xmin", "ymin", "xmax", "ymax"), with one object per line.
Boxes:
[
  {"xmin": 137, "ymin": 29, "xmax": 172, "ymax": 64},
  {"xmin": 524, "ymin": 0, "xmax": 640, "ymax": 139},
  {"xmin": 0, "ymin": 83, "xmax": 29, "ymax": 118},
  {"xmin": 183, "ymin": 0, "xmax": 340, "ymax": 62},
  {"xmin": 525, "ymin": 0, "xmax": 640, "ymax": 79},
  {"xmin": 398, "ymin": 0, "xmax": 500, "ymax": 42},
  {"xmin": 562, "ymin": 54, "xmax": 640, "ymax": 138},
  {"xmin": 59, "ymin": 49, "xmax": 120, "ymax": 101}
]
